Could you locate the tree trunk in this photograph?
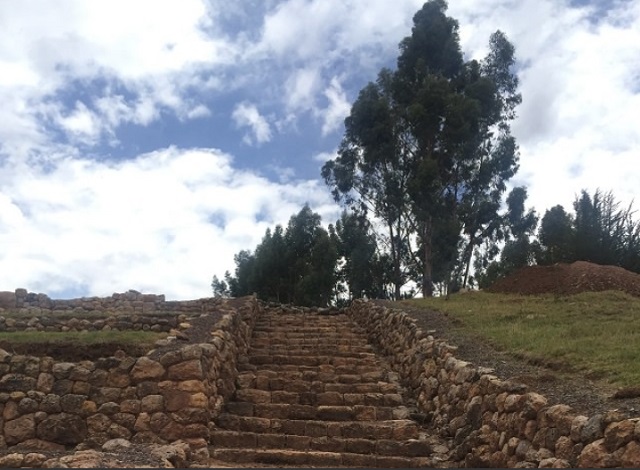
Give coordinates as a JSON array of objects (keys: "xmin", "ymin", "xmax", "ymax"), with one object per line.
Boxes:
[
  {"xmin": 422, "ymin": 217, "xmax": 434, "ymax": 297},
  {"xmin": 462, "ymin": 233, "xmax": 476, "ymax": 288},
  {"xmin": 388, "ymin": 222, "xmax": 402, "ymax": 300}
]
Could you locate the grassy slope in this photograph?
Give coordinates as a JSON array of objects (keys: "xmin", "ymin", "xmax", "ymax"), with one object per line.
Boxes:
[
  {"xmin": 403, "ymin": 290, "xmax": 640, "ymax": 387},
  {"xmin": 0, "ymin": 330, "xmax": 165, "ymax": 346}
]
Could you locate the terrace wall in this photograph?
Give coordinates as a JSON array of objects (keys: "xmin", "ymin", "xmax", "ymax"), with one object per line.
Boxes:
[
  {"xmin": 347, "ymin": 300, "xmax": 640, "ymax": 467},
  {"xmin": 0, "ymin": 288, "xmax": 213, "ymax": 315},
  {"xmin": 0, "ymin": 293, "xmax": 261, "ymax": 464}
]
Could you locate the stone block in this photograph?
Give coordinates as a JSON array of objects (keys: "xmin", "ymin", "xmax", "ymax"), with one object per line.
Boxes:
[
  {"xmin": 167, "ymin": 359, "xmax": 204, "ymax": 380},
  {"xmin": 36, "ymin": 413, "xmax": 87, "ymax": 445}
]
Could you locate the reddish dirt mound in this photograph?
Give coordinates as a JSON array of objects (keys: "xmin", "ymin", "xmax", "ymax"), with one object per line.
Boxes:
[{"xmin": 487, "ymin": 261, "xmax": 640, "ymax": 297}]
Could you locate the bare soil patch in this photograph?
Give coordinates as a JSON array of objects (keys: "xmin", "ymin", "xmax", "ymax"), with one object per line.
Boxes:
[{"xmin": 487, "ymin": 260, "xmax": 640, "ymax": 297}]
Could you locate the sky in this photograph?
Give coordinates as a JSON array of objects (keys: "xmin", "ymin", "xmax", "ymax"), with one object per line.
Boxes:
[{"xmin": 1, "ymin": 0, "xmax": 639, "ymax": 300}]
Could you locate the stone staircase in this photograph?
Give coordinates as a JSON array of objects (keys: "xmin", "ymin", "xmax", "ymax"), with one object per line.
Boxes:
[{"xmin": 209, "ymin": 309, "xmax": 452, "ymax": 467}]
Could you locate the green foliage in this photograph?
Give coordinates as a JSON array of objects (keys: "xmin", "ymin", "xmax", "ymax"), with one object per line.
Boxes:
[
  {"xmin": 323, "ymin": 0, "xmax": 521, "ymax": 297},
  {"xmin": 537, "ymin": 205, "xmax": 575, "ymax": 264},
  {"xmin": 223, "ymin": 205, "xmax": 339, "ymax": 307},
  {"xmin": 536, "ymin": 189, "xmax": 640, "ymax": 273},
  {"xmin": 335, "ymin": 211, "xmax": 377, "ymax": 299},
  {"xmin": 211, "ymin": 274, "xmax": 230, "ymax": 298},
  {"xmin": 475, "ymin": 186, "xmax": 538, "ymax": 288}
]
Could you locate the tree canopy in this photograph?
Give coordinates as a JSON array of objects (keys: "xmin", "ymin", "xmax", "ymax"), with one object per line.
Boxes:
[
  {"xmin": 211, "ymin": 2, "xmax": 640, "ymax": 304},
  {"xmin": 322, "ymin": 0, "xmax": 521, "ymax": 296},
  {"xmin": 537, "ymin": 189, "xmax": 640, "ymax": 273}
]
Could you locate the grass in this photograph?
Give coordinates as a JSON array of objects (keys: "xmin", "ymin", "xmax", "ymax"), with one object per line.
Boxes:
[
  {"xmin": 2, "ymin": 310, "xmax": 179, "ymax": 319},
  {"xmin": 0, "ymin": 330, "xmax": 166, "ymax": 345},
  {"xmin": 402, "ymin": 290, "xmax": 640, "ymax": 387}
]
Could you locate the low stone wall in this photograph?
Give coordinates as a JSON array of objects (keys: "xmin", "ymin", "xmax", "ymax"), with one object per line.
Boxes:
[
  {"xmin": 347, "ymin": 300, "xmax": 640, "ymax": 468},
  {"xmin": 0, "ymin": 288, "xmax": 218, "ymax": 315},
  {"xmin": 0, "ymin": 313, "xmax": 181, "ymax": 333},
  {"xmin": 0, "ymin": 295, "xmax": 262, "ymax": 465}
]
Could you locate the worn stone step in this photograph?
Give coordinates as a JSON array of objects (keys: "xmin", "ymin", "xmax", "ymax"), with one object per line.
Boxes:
[
  {"xmin": 256, "ymin": 312, "xmax": 350, "ymax": 319},
  {"xmin": 215, "ymin": 414, "xmax": 420, "ymax": 440},
  {"xmin": 224, "ymin": 402, "xmax": 408, "ymax": 421},
  {"xmin": 210, "ymin": 429, "xmax": 432, "ymax": 456},
  {"xmin": 239, "ymin": 368, "xmax": 388, "ymax": 382},
  {"xmin": 238, "ymin": 362, "xmax": 385, "ymax": 376},
  {"xmin": 240, "ymin": 379, "xmax": 401, "ymax": 395},
  {"xmin": 250, "ymin": 332, "xmax": 368, "ymax": 341},
  {"xmin": 252, "ymin": 320, "xmax": 364, "ymax": 328},
  {"xmin": 249, "ymin": 337, "xmax": 369, "ymax": 347},
  {"xmin": 248, "ymin": 353, "xmax": 380, "ymax": 367},
  {"xmin": 231, "ymin": 388, "xmax": 405, "ymax": 407},
  {"xmin": 249, "ymin": 343, "xmax": 375, "ymax": 353},
  {"xmin": 247, "ymin": 347, "xmax": 378, "ymax": 365},
  {"xmin": 237, "ymin": 372, "xmax": 402, "ymax": 394},
  {"xmin": 247, "ymin": 349, "xmax": 376, "ymax": 358},
  {"xmin": 254, "ymin": 321, "xmax": 363, "ymax": 328},
  {"xmin": 209, "ymin": 447, "xmax": 431, "ymax": 468},
  {"xmin": 253, "ymin": 320, "xmax": 356, "ymax": 328},
  {"xmin": 254, "ymin": 314, "xmax": 354, "ymax": 322},
  {"xmin": 249, "ymin": 342, "xmax": 372, "ymax": 352}
]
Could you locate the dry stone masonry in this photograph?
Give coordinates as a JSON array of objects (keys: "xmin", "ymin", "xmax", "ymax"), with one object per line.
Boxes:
[
  {"xmin": 209, "ymin": 305, "xmax": 451, "ymax": 467},
  {"xmin": 0, "ymin": 290, "xmax": 637, "ymax": 467},
  {"xmin": 347, "ymin": 299, "xmax": 640, "ymax": 468},
  {"xmin": 0, "ymin": 290, "xmax": 260, "ymax": 467}
]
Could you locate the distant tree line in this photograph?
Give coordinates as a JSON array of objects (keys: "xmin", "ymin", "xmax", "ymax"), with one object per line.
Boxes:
[
  {"xmin": 212, "ymin": 205, "xmax": 398, "ymax": 307},
  {"xmin": 211, "ymin": 1, "xmax": 640, "ymax": 305},
  {"xmin": 476, "ymin": 189, "xmax": 640, "ymax": 288}
]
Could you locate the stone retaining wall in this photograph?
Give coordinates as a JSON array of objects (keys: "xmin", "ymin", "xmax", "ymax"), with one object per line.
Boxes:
[
  {"xmin": 347, "ymin": 300, "xmax": 640, "ymax": 468},
  {"xmin": 0, "ymin": 288, "xmax": 216, "ymax": 315},
  {"xmin": 0, "ymin": 295, "xmax": 262, "ymax": 465},
  {"xmin": 0, "ymin": 313, "xmax": 181, "ymax": 333}
]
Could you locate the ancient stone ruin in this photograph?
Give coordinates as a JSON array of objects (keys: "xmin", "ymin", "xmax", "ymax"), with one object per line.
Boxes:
[{"xmin": 0, "ymin": 288, "xmax": 637, "ymax": 467}]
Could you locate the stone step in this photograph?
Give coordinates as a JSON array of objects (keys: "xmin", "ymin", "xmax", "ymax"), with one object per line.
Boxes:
[
  {"xmin": 237, "ymin": 373, "xmax": 402, "ymax": 394},
  {"xmin": 224, "ymin": 401, "xmax": 409, "ymax": 421},
  {"xmin": 256, "ymin": 314, "xmax": 353, "ymax": 326},
  {"xmin": 252, "ymin": 320, "xmax": 363, "ymax": 328},
  {"xmin": 247, "ymin": 349, "xmax": 376, "ymax": 358},
  {"xmin": 231, "ymin": 388, "xmax": 405, "ymax": 407},
  {"xmin": 239, "ymin": 368, "xmax": 388, "ymax": 382},
  {"xmin": 254, "ymin": 318, "xmax": 362, "ymax": 324},
  {"xmin": 210, "ymin": 430, "xmax": 432, "ymax": 457},
  {"xmin": 249, "ymin": 341, "xmax": 375, "ymax": 351},
  {"xmin": 250, "ymin": 331, "xmax": 368, "ymax": 341},
  {"xmin": 249, "ymin": 338, "xmax": 372, "ymax": 348},
  {"xmin": 214, "ymin": 414, "xmax": 420, "ymax": 440},
  {"xmin": 238, "ymin": 362, "xmax": 385, "ymax": 376},
  {"xmin": 248, "ymin": 348, "xmax": 376, "ymax": 358},
  {"xmin": 209, "ymin": 447, "xmax": 432, "ymax": 468},
  {"xmin": 253, "ymin": 320, "xmax": 357, "ymax": 328},
  {"xmin": 247, "ymin": 353, "xmax": 380, "ymax": 367},
  {"xmin": 244, "ymin": 380, "xmax": 401, "ymax": 395}
]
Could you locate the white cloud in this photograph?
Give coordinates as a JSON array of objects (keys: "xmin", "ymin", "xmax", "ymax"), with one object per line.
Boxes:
[
  {"xmin": 312, "ymin": 150, "xmax": 338, "ymax": 163},
  {"xmin": 56, "ymin": 101, "xmax": 101, "ymax": 144},
  {"xmin": 186, "ymin": 104, "xmax": 212, "ymax": 120},
  {"xmin": 0, "ymin": 146, "xmax": 338, "ymax": 299},
  {"xmin": 255, "ymin": 0, "xmax": 423, "ymax": 62},
  {"xmin": 320, "ymin": 77, "xmax": 351, "ymax": 136},
  {"xmin": 285, "ymin": 67, "xmax": 322, "ymax": 112},
  {"xmin": 232, "ymin": 102, "xmax": 273, "ymax": 146},
  {"xmin": 2, "ymin": 0, "xmax": 640, "ymax": 301},
  {"xmin": 0, "ymin": 0, "xmax": 238, "ymax": 155}
]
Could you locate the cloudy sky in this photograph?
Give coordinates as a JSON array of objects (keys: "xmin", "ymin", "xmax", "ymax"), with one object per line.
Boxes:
[{"xmin": 1, "ymin": 0, "xmax": 638, "ymax": 300}]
